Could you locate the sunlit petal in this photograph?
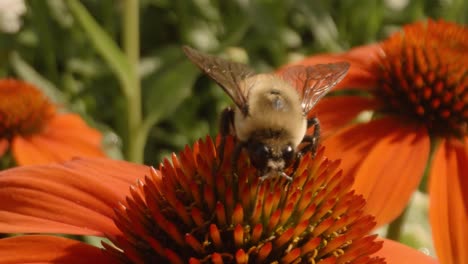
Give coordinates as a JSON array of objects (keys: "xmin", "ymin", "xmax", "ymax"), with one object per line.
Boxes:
[
  {"xmin": 429, "ymin": 138, "xmax": 468, "ymax": 264},
  {"xmin": 375, "ymin": 239, "xmax": 438, "ymax": 264},
  {"xmin": 324, "ymin": 117, "xmax": 430, "ymax": 226},
  {"xmin": 12, "ymin": 114, "xmax": 105, "ymax": 166},
  {"xmin": 11, "ymin": 136, "xmax": 57, "ymax": 164},
  {"xmin": 0, "ymin": 235, "xmax": 112, "ymax": 264},
  {"xmin": 0, "ymin": 158, "xmax": 149, "ymax": 236},
  {"xmin": 278, "ymin": 44, "xmax": 381, "ymax": 91},
  {"xmin": 310, "ymin": 96, "xmax": 379, "ymax": 137},
  {"xmin": 45, "ymin": 114, "xmax": 104, "ymax": 151}
]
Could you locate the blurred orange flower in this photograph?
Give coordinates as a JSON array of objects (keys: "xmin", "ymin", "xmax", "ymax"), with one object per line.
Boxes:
[
  {"xmin": 0, "ymin": 136, "xmax": 436, "ymax": 263},
  {"xmin": 281, "ymin": 19, "xmax": 467, "ymax": 263},
  {"xmin": 0, "ymin": 79, "xmax": 105, "ymax": 165}
]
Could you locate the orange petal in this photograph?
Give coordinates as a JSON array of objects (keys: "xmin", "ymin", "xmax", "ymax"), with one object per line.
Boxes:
[
  {"xmin": 429, "ymin": 138, "xmax": 468, "ymax": 264},
  {"xmin": 12, "ymin": 114, "xmax": 105, "ymax": 166},
  {"xmin": 0, "ymin": 235, "xmax": 113, "ymax": 264},
  {"xmin": 0, "ymin": 158, "xmax": 149, "ymax": 236},
  {"xmin": 45, "ymin": 114, "xmax": 104, "ymax": 151},
  {"xmin": 375, "ymin": 239, "xmax": 438, "ymax": 263},
  {"xmin": 340, "ymin": 44, "xmax": 382, "ymax": 68},
  {"xmin": 309, "ymin": 96, "xmax": 379, "ymax": 138},
  {"xmin": 323, "ymin": 117, "xmax": 430, "ymax": 226},
  {"xmin": 278, "ymin": 44, "xmax": 381, "ymax": 90},
  {"xmin": 11, "ymin": 136, "xmax": 57, "ymax": 165}
]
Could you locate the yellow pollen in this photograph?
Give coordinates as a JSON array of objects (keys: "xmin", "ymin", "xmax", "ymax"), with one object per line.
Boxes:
[{"xmin": 0, "ymin": 79, "xmax": 55, "ymax": 138}]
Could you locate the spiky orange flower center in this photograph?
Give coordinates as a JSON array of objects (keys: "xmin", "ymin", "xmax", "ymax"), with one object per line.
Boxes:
[
  {"xmin": 0, "ymin": 79, "xmax": 55, "ymax": 138},
  {"xmin": 376, "ymin": 20, "xmax": 468, "ymax": 137},
  {"xmin": 104, "ymin": 136, "xmax": 384, "ymax": 263}
]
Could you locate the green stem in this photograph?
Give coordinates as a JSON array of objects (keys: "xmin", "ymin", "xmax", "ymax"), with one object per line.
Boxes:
[
  {"xmin": 29, "ymin": 1, "xmax": 59, "ymax": 84},
  {"xmin": 122, "ymin": 0, "xmax": 143, "ymax": 163},
  {"xmin": 386, "ymin": 207, "xmax": 408, "ymax": 241}
]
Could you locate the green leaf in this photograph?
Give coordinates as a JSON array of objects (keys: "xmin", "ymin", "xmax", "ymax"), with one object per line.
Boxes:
[
  {"xmin": 66, "ymin": 0, "xmax": 133, "ymax": 97},
  {"xmin": 10, "ymin": 52, "xmax": 66, "ymax": 105},
  {"xmin": 142, "ymin": 52, "xmax": 198, "ymax": 130}
]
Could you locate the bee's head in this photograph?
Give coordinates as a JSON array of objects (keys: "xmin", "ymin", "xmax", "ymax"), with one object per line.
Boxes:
[{"xmin": 246, "ymin": 140, "xmax": 295, "ymax": 175}]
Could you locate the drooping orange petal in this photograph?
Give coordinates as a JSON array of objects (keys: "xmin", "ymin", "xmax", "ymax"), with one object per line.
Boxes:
[
  {"xmin": 12, "ymin": 114, "xmax": 105, "ymax": 166},
  {"xmin": 0, "ymin": 235, "xmax": 113, "ymax": 264},
  {"xmin": 429, "ymin": 138, "xmax": 468, "ymax": 264},
  {"xmin": 11, "ymin": 136, "xmax": 57, "ymax": 164},
  {"xmin": 45, "ymin": 114, "xmax": 104, "ymax": 150},
  {"xmin": 323, "ymin": 117, "xmax": 430, "ymax": 226},
  {"xmin": 309, "ymin": 96, "xmax": 380, "ymax": 138},
  {"xmin": 278, "ymin": 44, "xmax": 381, "ymax": 91},
  {"xmin": 374, "ymin": 239, "xmax": 438, "ymax": 264},
  {"xmin": 457, "ymin": 138, "xmax": 468, "ymax": 215},
  {"xmin": 0, "ymin": 158, "xmax": 149, "ymax": 236}
]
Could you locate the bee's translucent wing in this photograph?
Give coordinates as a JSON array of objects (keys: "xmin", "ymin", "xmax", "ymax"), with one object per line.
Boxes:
[
  {"xmin": 183, "ymin": 46, "xmax": 255, "ymax": 113},
  {"xmin": 282, "ymin": 62, "xmax": 350, "ymax": 113}
]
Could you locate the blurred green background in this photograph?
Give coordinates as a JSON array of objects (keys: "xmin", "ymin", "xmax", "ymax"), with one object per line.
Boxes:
[{"xmin": 0, "ymin": 0, "xmax": 466, "ymax": 165}]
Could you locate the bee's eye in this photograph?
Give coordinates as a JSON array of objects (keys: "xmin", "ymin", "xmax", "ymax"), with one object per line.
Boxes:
[
  {"xmin": 253, "ymin": 145, "xmax": 270, "ymax": 162},
  {"xmin": 248, "ymin": 143, "xmax": 270, "ymax": 171},
  {"xmin": 256, "ymin": 145, "xmax": 270, "ymax": 156},
  {"xmin": 282, "ymin": 145, "xmax": 294, "ymax": 165}
]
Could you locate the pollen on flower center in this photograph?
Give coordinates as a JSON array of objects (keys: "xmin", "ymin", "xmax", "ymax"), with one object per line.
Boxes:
[
  {"xmin": 0, "ymin": 79, "xmax": 55, "ymax": 139},
  {"xmin": 103, "ymin": 136, "xmax": 385, "ymax": 263},
  {"xmin": 376, "ymin": 20, "xmax": 468, "ymax": 137}
]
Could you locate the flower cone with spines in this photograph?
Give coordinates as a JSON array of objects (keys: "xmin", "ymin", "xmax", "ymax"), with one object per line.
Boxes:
[
  {"xmin": 104, "ymin": 136, "xmax": 384, "ymax": 263},
  {"xmin": 376, "ymin": 20, "xmax": 468, "ymax": 138},
  {"xmin": 0, "ymin": 79, "xmax": 55, "ymax": 139}
]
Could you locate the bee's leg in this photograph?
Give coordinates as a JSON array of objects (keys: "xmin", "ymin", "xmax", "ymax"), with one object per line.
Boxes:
[
  {"xmin": 217, "ymin": 107, "xmax": 235, "ymax": 168},
  {"xmin": 292, "ymin": 117, "xmax": 321, "ymax": 173},
  {"xmin": 298, "ymin": 135, "xmax": 316, "ymax": 155},
  {"xmin": 231, "ymin": 141, "xmax": 245, "ymax": 177},
  {"xmin": 306, "ymin": 116, "xmax": 320, "ymax": 157},
  {"xmin": 258, "ymin": 172, "xmax": 292, "ymax": 182}
]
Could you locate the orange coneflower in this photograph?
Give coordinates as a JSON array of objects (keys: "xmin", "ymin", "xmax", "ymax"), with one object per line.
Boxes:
[
  {"xmin": 0, "ymin": 136, "xmax": 436, "ymax": 263},
  {"xmin": 0, "ymin": 78, "xmax": 105, "ymax": 166},
  {"xmin": 281, "ymin": 19, "xmax": 467, "ymax": 263}
]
